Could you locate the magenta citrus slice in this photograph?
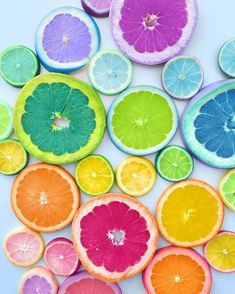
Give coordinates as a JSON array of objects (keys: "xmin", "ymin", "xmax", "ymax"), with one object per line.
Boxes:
[
  {"xmin": 82, "ymin": 0, "xmax": 112, "ymax": 18},
  {"xmin": 110, "ymin": 0, "xmax": 198, "ymax": 65},
  {"xmin": 72, "ymin": 193, "xmax": 158, "ymax": 282}
]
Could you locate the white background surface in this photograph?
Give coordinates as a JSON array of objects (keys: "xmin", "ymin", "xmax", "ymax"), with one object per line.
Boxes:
[{"xmin": 0, "ymin": 0, "xmax": 235, "ymax": 293}]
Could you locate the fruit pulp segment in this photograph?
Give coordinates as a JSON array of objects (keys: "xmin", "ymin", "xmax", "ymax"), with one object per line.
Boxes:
[
  {"xmin": 222, "ymin": 172, "xmax": 235, "ymax": 208},
  {"xmin": 0, "ymin": 102, "xmax": 12, "ymax": 138},
  {"xmin": 23, "ymin": 275, "xmax": 52, "ymax": 294}
]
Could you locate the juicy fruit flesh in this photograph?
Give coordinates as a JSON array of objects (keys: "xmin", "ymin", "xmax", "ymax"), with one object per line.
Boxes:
[
  {"xmin": 221, "ymin": 171, "xmax": 235, "ymax": 209},
  {"xmin": 0, "ymin": 102, "xmax": 12, "ymax": 139},
  {"xmin": 23, "ymin": 275, "xmax": 52, "ymax": 294}
]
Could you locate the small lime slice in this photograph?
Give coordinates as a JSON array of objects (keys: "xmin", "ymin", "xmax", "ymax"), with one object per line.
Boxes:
[
  {"xmin": 89, "ymin": 49, "xmax": 133, "ymax": 95},
  {"xmin": 0, "ymin": 100, "xmax": 13, "ymax": 141},
  {"xmin": 218, "ymin": 169, "xmax": 235, "ymax": 212},
  {"xmin": 75, "ymin": 154, "xmax": 114, "ymax": 196},
  {"xmin": 218, "ymin": 38, "xmax": 235, "ymax": 78},
  {"xmin": 155, "ymin": 145, "xmax": 194, "ymax": 182},
  {"xmin": 0, "ymin": 45, "xmax": 40, "ymax": 87},
  {"xmin": 0, "ymin": 139, "xmax": 28, "ymax": 175}
]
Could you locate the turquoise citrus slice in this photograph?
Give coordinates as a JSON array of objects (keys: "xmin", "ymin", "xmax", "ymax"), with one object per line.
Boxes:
[
  {"xmin": 108, "ymin": 86, "xmax": 178, "ymax": 155},
  {"xmin": 0, "ymin": 45, "xmax": 39, "ymax": 87},
  {"xmin": 218, "ymin": 38, "xmax": 235, "ymax": 78},
  {"xmin": 14, "ymin": 73, "xmax": 106, "ymax": 164},
  {"xmin": 0, "ymin": 99, "xmax": 13, "ymax": 141},
  {"xmin": 218, "ymin": 169, "xmax": 235, "ymax": 211}
]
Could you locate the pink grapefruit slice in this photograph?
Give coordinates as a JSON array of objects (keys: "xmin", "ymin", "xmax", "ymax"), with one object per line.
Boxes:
[
  {"xmin": 72, "ymin": 193, "xmax": 158, "ymax": 282},
  {"xmin": 44, "ymin": 237, "xmax": 81, "ymax": 276},
  {"xmin": 82, "ymin": 0, "xmax": 112, "ymax": 18}
]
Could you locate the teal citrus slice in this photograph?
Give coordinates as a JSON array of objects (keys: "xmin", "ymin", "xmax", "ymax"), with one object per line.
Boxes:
[
  {"xmin": 218, "ymin": 38, "xmax": 235, "ymax": 78},
  {"xmin": 108, "ymin": 86, "xmax": 178, "ymax": 155},
  {"xmin": 218, "ymin": 169, "xmax": 235, "ymax": 211},
  {"xmin": 155, "ymin": 145, "xmax": 194, "ymax": 182},
  {"xmin": 0, "ymin": 45, "xmax": 39, "ymax": 87},
  {"xmin": 89, "ymin": 49, "xmax": 133, "ymax": 95},
  {"xmin": 0, "ymin": 99, "xmax": 13, "ymax": 141},
  {"xmin": 14, "ymin": 73, "xmax": 106, "ymax": 164}
]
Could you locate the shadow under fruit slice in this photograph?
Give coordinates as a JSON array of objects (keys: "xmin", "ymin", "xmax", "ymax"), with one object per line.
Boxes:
[
  {"xmin": 13, "ymin": 73, "xmax": 106, "ymax": 164},
  {"xmin": 11, "ymin": 162, "xmax": 80, "ymax": 232},
  {"xmin": 72, "ymin": 193, "xmax": 158, "ymax": 282}
]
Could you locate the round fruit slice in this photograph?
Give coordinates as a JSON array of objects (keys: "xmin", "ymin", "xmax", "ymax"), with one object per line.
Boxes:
[
  {"xmin": 44, "ymin": 237, "xmax": 80, "ymax": 276},
  {"xmin": 0, "ymin": 140, "xmax": 28, "ymax": 175},
  {"xmin": 11, "ymin": 162, "xmax": 80, "ymax": 232},
  {"xmin": 82, "ymin": 0, "xmax": 112, "ymax": 18},
  {"xmin": 89, "ymin": 49, "xmax": 133, "ymax": 95},
  {"xmin": 162, "ymin": 56, "xmax": 203, "ymax": 99},
  {"xmin": 218, "ymin": 169, "xmax": 235, "ymax": 211},
  {"xmin": 156, "ymin": 180, "xmax": 224, "ymax": 247},
  {"xmin": 0, "ymin": 99, "xmax": 12, "ymax": 141},
  {"xmin": 218, "ymin": 38, "xmax": 235, "ymax": 77},
  {"xmin": 72, "ymin": 193, "xmax": 158, "ymax": 282},
  {"xmin": 19, "ymin": 266, "xmax": 59, "ymax": 294},
  {"xmin": 203, "ymin": 231, "xmax": 235, "ymax": 273},
  {"xmin": 3, "ymin": 227, "xmax": 44, "ymax": 267},
  {"xmin": 143, "ymin": 246, "xmax": 212, "ymax": 294},
  {"xmin": 110, "ymin": 0, "xmax": 198, "ymax": 65},
  {"xmin": 58, "ymin": 271, "xmax": 122, "ymax": 294},
  {"xmin": 14, "ymin": 73, "xmax": 106, "ymax": 164},
  {"xmin": 155, "ymin": 145, "xmax": 194, "ymax": 182},
  {"xmin": 181, "ymin": 80, "xmax": 235, "ymax": 168},
  {"xmin": 116, "ymin": 156, "xmax": 157, "ymax": 197},
  {"xmin": 35, "ymin": 7, "xmax": 100, "ymax": 73},
  {"xmin": 108, "ymin": 86, "xmax": 178, "ymax": 155},
  {"xmin": 75, "ymin": 154, "xmax": 114, "ymax": 196},
  {"xmin": 0, "ymin": 45, "xmax": 39, "ymax": 87}
]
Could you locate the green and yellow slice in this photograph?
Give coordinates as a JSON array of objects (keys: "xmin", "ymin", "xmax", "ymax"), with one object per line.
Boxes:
[
  {"xmin": 0, "ymin": 100, "xmax": 12, "ymax": 141},
  {"xmin": 219, "ymin": 169, "xmax": 235, "ymax": 211}
]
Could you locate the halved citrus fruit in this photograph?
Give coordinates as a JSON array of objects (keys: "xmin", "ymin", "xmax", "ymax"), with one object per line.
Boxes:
[
  {"xmin": 218, "ymin": 169, "xmax": 235, "ymax": 212},
  {"xmin": 72, "ymin": 193, "xmax": 158, "ymax": 282},
  {"xmin": 218, "ymin": 38, "xmax": 235, "ymax": 78},
  {"xmin": 156, "ymin": 180, "xmax": 224, "ymax": 247},
  {"xmin": 116, "ymin": 156, "xmax": 157, "ymax": 197},
  {"xmin": 143, "ymin": 246, "xmax": 212, "ymax": 294},
  {"xmin": 11, "ymin": 162, "xmax": 80, "ymax": 232},
  {"xmin": 0, "ymin": 99, "xmax": 13, "ymax": 141}
]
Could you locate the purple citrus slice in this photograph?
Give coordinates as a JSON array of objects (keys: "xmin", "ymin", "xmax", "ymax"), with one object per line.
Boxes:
[
  {"xmin": 82, "ymin": 0, "xmax": 112, "ymax": 18},
  {"xmin": 72, "ymin": 193, "xmax": 158, "ymax": 282},
  {"xmin": 110, "ymin": 0, "xmax": 198, "ymax": 65},
  {"xmin": 35, "ymin": 7, "xmax": 100, "ymax": 73}
]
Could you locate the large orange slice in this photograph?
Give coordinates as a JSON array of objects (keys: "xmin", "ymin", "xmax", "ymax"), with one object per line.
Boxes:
[{"xmin": 11, "ymin": 163, "xmax": 80, "ymax": 232}]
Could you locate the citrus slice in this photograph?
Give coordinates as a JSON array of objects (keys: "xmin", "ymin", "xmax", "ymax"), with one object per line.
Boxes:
[
  {"xmin": 162, "ymin": 56, "xmax": 203, "ymax": 100},
  {"xmin": 14, "ymin": 73, "xmax": 106, "ymax": 164},
  {"xmin": 182, "ymin": 80, "xmax": 235, "ymax": 168},
  {"xmin": 82, "ymin": 0, "xmax": 112, "ymax": 17},
  {"xmin": 75, "ymin": 154, "xmax": 114, "ymax": 196},
  {"xmin": 218, "ymin": 38, "xmax": 235, "ymax": 77},
  {"xmin": 116, "ymin": 156, "xmax": 157, "ymax": 197},
  {"xmin": 143, "ymin": 246, "xmax": 212, "ymax": 294},
  {"xmin": 3, "ymin": 227, "xmax": 44, "ymax": 267},
  {"xmin": 0, "ymin": 45, "xmax": 39, "ymax": 87},
  {"xmin": 44, "ymin": 237, "xmax": 81, "ymax": 276},
  {"xmin": 110, "ymin": 0, "xmax": 198, "ymax": 65},
  {"xmin": 203, "ymin": 231, "xmax": 235, "ymax": 273},
  {"xmin": 72, "ymin": 193, "xmax": 158, "ymax": 282},
  {"xmin": 0, "ymin": 140, "xmax": 28, "ymax": 175},
  {"xmin": 156, "ymin": 180, "xmax": 224, "ymax": 247},
  {"xmin": 218, "ymin": 169, "xmax": 235, "ymax": 211},
  {"xmin": 11, "ymin": 162, "xmax": 80, "ymax": 232},
  {"xmin": 19, "ymin": 266, "xmax": 59, "ymax": 294},
  {"xmin": 108, "ymin": 86, "xmax": 178, "ymax": 155},
  {"xmin": 58, "ymin": 271, "xmax": 122, "ymax": 294},
  {"xmin": 35, "ymin": 7, "xmax": 100, "ymax": 73},
  {"xmin": 0, "ymin": 99, "xmax": 13, "ymax": 140},
  {"xmin": 155, "ymin": 145, "xmax": 194, "ymax": 182},
  {"xmin": 89, "ymin": 49, "xmax": 133, "ymax": 95}
]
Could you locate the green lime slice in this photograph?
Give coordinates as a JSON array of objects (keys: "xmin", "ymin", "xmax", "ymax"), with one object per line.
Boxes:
[
  {"xmin": 219, "ymin": 169, "xmax": 235, "ymax": 211},
  {"xmin": 0, "ymin": 100, "xmax": 13, "ymax": 141},
  {"xmin": 155, "ymin": 145, "xmax": 194, "ymax": 182},
  {"xmin": 0, "ymin": 45, "xmax": 40, "ymax": 87}
]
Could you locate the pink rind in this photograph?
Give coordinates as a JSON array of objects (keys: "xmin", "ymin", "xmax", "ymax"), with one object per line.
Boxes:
[{"xmin": 81, "ymin": 0, "xmax": 110, "ymax": 17}]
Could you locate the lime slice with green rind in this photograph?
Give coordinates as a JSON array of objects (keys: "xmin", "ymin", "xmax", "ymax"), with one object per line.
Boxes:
[
  {"xmin": 219, "ymin": 169, "xmax": 235, "ymax": 211},
  {"xmin": 218, "ymin": 38, "xmax": 235, "ymax": 78},
  {"xmin": 0, "ymin": 100, "xmax": 13, "ymax": 141}
]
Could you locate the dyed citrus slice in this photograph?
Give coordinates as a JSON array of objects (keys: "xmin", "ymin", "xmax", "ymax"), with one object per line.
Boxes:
[
  {"xmin": 116, "ymin": 156, "xmax": 157, "ymax": 197},
  {"xmin": 182, "ymin": 80, "xmax": 235, "ymax": 168},
  {"xmin": 35, "ymin": 7, "xmax": 100, "ymax": 73},
  {"xmin": 108, "ymin": 86, "xmax": 178, "ymax": 155},
  {"xmin": 162, "ymin": 56, "xmax": 203, "ymax": 99},
  {"xmin": 155, "ymin": 145, "xmax": 194, "ymax": 182},
  {"xmin": 75, "ymin": 154, "xmax": 114, "ymax": 196},
  {"xmin": 11, "ymin": 162, "xmax": 80, "ymax": 232},
  {"xmin": 18, "ymin": 266, "xmax": 59, "ymax": 294},
  {"xmin": 218, "ymin": 38, "xmax": 235, "ymax": 77},
  {"xmin": 3, "ymin": 227, "xmax": 44, "ymax": 267},
  {"xmin": 219, "ymin": 169, "xmax": 235, "ymax": 211},
  {"xmin": 0, "ymin": 140, "xmax": 28, "ymax": 175},
  {"xmin": 82, "ymin": 0, "xmax": 112, "ymax": 17},
  {"xmin": 143, "ymin": 246, "xmax": 212, "ymax": 294},
  {"xmin": 89, "ymin": 49, "xmax": 133, "ymax": 95},
  {"xmin": 0, "ymin": 99, "xmax": 13, "ymax": 140},
  {"xmin": 110, "ymin": 0, "xmax": 198, "ymax": 65},
  {"xmin": 156, "ymin": 180, "xmax": 224, "ymax": 247},
  {"xmin": 203, "ymin": 231, "xmax": 235, "ymax": 273},
  {"xmin": 0, "ymin": 45, "xmax": 39, "ymax": 87},
  {"xmin": 58, "ymin": 271, "xmax": 122, "ymax": 294},
  {"xmin": 14, "ymin": 73, "xmax": 106, "ymax": 164},
  {"xmin": 44, "ymin": 237, "xmax": 80, "ymax": 276},
  {"xmin": 72, "ymin": 193, "xmax": 158, "ymax": 282}
]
